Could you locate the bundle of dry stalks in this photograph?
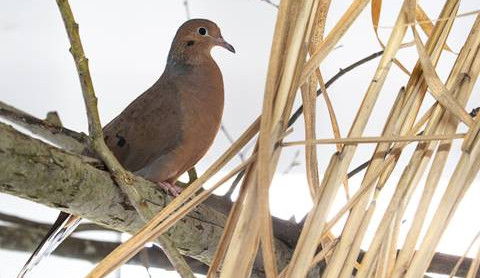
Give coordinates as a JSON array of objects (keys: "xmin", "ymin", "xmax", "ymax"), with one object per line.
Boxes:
[{"xmin": 51, "ymin": 0, "xmax": 479, "ymax": 277}]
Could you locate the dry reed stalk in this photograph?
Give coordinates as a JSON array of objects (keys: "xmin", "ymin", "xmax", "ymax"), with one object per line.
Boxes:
[
  {"xmin": 300, "ymin": 0, "xmax": 370, "ymax": 83},
  {"xmin": 300, "ymin": 0, "xmax": 330, "ymax": 199},
  {"xmin": 341, "ymin": 200, "xmax": 378, "ymax": 278},
  {"xmin": 371, "ymin": 0, "xmax": 411, "ymax": 76},
  {"xmin": 331, "ymin": 1, "xmax": 465, "ymax": 276},
  {"xmin": 332, "ymin": 5, "xmax": 444, "ymax": 277},
  {"xmin": 357, "ymin": 23, "xmax": 465, "ymax": 278},
  {"xmin": 312, "ymin": 57, "xmax": 344, "ymax": 263},
  {"xmin": 400, "ymin": 7, "xmax": 480, "ymax": 277},
  {"xmin": 307, "ymin": 1, "xmax": 349, "ymax": 198},
  {"xmin": 326, "ymin": 86, "xmax": 407, "ymax": 278},
  {"xmin": 374, "ymin": 5, "xmax": 478, "ymax": 276},
  {"xmin": 207, "ymin": 161, "xmax": 257, "ymax": 277},
  {"xmin": 316, "ymin": 72, "xmax": 350, "ymax": 199},
  {"xmin": 391, "ymin": 12, "xmax": 480, "ymax": 278},
  {"xmin": 405, "ymin": 114, "xmax": 480, "ymax": 277},
  {"xmin": 290, "ymin": 1, "xmax": 410, "ymax": 276},
  {"xmin": 412, "ymin": 29, "xmax": 472, "ymax": 127},
  {"xmin": 300, "ymin": 76, "xmax": 321, "ymax": 198},
  {"xmin": 404, "ymin": 16, "xmax": 480, "ymax": 277},
  {"xmin": 320, "ymin": 98, "xmax": 442, "ymax": 239},
  {"xmin": 415, "ymin": 4, "xmax": 453, "ymax": 53},
  {"xmin": 221, "ymin": 0, "xmax": 320, "ymax": 276},
  {"xmin": 374, "ymin": 215, "xmax": 395, "ymax": 278}
]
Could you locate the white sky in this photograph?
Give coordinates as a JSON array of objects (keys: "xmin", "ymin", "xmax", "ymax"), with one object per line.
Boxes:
[{"xmin": 1, "ymin": 0, "xmax": 480, "ymax": 277}]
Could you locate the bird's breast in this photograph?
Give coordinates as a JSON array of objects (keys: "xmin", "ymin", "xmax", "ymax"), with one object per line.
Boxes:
[{"xmin": 175, "ymin": 66, "xmax": 224, "ymax": 167}]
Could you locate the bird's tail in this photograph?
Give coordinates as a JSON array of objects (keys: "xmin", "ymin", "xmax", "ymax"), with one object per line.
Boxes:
[{"xmin": 17, "ymin": 212, "xmax": 82, "ymax": 278}]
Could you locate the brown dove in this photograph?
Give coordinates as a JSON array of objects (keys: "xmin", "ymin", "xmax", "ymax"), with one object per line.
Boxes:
[
  {"xmin": 103, "ymin": 18, "xmax": 234, "ymax": 192},
  {"xmin": 18, "ymin": 18, "xmax": 234, "ymax": 277}
]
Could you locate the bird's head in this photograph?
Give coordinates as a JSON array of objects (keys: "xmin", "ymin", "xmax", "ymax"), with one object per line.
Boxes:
[{"xmin": 169, "ymin": 19, "xmax": 235, "ymax": 64}]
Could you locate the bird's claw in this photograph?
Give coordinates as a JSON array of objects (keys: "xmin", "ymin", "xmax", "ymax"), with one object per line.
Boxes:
[{"xmin": 157, "ymin": 181, "xmax": 183, "ymax": 197}]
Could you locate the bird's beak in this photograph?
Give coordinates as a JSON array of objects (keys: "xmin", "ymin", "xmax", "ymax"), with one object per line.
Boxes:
[{"xmin": 216, "ymin": 37, "xmax": 236, "ymax": 53}]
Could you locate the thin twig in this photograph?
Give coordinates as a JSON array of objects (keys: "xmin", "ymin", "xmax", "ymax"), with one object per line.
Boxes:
[
  {"xmin": 470, "ymin": 107, "xmax": 480, "ymax": 117},
  {"xmin": 283, "ymin": 149, "xmax": 301, "ymax": 174},
  {"xmin": 140, "ymin": 248, "xmax": 153, "ymax": 278},
  {"xmin": 183, "ymin": 0, "xmax": 191, "ymax": 20},
  {"xmin": 54, "ymin": 1, "xmax": 194, "ymax": 277},
  {"xmin": 259, "ymin": 0, "xmax": 279, "ymax": 8},
  {"xmin": 221, "ymin": 124, "xmax": 246, "ymax": 162},
  {"xmin": 288, "ymin": 50, "xmax": 384, "ymax": 127}
]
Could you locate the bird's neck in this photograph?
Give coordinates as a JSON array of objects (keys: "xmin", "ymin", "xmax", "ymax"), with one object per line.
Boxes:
[
  {"xmin": 165, "ymin": 52, "xmax": 219, "ymax": 77},
  {"xmin": 167, "ymin": 45, "xmax": 213, "ymax": 67}
]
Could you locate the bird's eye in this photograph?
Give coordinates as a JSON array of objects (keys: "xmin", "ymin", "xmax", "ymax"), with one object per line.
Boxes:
[{"xmin": 198, "ymin": 27, "xmax": 208, "ymax": 36}]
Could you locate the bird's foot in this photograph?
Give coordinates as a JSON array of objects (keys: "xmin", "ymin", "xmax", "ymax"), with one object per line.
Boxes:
[{"xmin": 157, "ymin": 181, "xmax": 183, "ymax": 197}]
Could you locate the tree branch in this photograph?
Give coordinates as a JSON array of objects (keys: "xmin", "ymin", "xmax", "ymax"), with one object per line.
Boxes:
[
  {"xmin": 0, "ymin": 100, "xmax": 89, "ymax": 153},
  {"xmin": 0, "ymin": 122, "xmax": 292, "ymax": 276}
]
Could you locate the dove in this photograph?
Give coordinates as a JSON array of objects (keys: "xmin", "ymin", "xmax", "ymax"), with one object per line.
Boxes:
[{"xmin": 18, "ymin": 18, "xmax": 234, "ymax": 277}]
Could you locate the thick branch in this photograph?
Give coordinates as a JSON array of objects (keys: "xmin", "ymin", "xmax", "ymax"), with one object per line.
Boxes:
[{"xmin": 0, "ymin": 122, "xmax": 291, "ymax": 274}]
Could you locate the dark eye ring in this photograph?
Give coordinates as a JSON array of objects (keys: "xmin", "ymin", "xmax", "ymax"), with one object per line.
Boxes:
[{"xmin": 198, "ymin": 27, "xmax": 208, "ymax": 36}]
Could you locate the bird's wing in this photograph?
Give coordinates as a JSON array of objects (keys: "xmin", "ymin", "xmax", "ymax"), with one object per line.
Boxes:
[
  {"xmin": 103, "ymin": 79, "xmax": 183, "ymax": 173},
  {"xmin": 17, "ymin": 212, "xmax": 82, "ymax": 278}
]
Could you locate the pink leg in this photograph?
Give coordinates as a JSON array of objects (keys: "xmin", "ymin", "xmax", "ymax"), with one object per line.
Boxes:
[{"xmin": 156, "ymin": 181, "xmax": 183, "ymax": 197}]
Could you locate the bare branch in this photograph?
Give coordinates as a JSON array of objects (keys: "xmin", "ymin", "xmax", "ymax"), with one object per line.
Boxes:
[
  {"xmin": 287, "ymin": 50, "xmax": 384, "ymax": 127},
  {"xmin": 259, "ymin": 0, "xmax": 279, "ymax": 8},
  {"xmin": 183, "ymin": 0, "xmax": 191, "ymax": 20},
  {"xmin": 282, "ymin": 150, "xmax": 301, "ymax": 174},
  {"xmin": 221, "ymin": 123, "xmax": 246, "ymax": 162}
]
